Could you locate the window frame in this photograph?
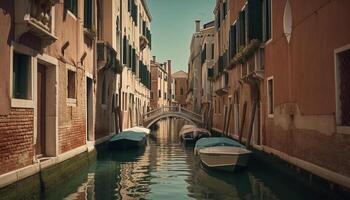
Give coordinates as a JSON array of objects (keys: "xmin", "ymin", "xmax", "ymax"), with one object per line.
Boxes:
[
  {"xmin": 334, "ymin": 44, "xmax": 350, "ymax": 134},
  {"xmin": 66, "ymin": 64, "xmax": 77, "ymax": 107},
  {"xmin": 267, "ymin": 76, "xmax": 274, "ymax": 118},
  {"xmin": 10, "ymin": 43, "xmax": 35, "ymax": 108}
]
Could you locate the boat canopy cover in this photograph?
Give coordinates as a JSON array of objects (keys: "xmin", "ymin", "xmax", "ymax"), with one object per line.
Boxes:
[
  {"xmin": 124, "ymin": 126, "xmax": 151, "ymax": 134},
  {"xmin": 109, "ymin": 131, "xmax": 146, "ymax": 142},
  {"xmin": 195, "ymin": 137, "xmax": 245, "ymax": 149}
]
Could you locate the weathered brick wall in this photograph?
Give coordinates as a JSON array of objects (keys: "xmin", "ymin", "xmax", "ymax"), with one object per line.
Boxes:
[
  {"xmin": 58, "ymin": 64, "xmax": 86, "ymax": 154},
  {"xmin": 0, "ymin": 108, "xmax": 34, "ymax": 175},
  {"xmin": 150, "ymin": 65, "xmax": 159, "ymax": 109}
]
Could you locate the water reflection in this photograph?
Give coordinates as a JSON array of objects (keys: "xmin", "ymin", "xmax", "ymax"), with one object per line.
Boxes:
[{"xmin": 47, "ymin": 118, "xmax": 326, "ymax": 200}]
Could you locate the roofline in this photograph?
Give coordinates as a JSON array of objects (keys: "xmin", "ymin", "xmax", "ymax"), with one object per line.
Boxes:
[{"xmin": 141, "ymin": 0, "xmax": 152, "ymax": 21}]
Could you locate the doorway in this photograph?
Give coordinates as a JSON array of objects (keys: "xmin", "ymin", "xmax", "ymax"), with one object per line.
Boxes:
[
  {"xmin": 87, "ymin": 77, "xmax": 93, "ymax": 141},
  {"xmin": 37, "ymin": 64, "xmax": 46, "ymax": 157}
]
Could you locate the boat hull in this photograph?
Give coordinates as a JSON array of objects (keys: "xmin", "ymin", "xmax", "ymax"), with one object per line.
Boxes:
[
  {"xmin": 108, "ymin": 138, "xmax": 146, "ymax": 150},
  {"xmin": 199, "ymin": 147, "xmax": 251, "ymax": 172}
]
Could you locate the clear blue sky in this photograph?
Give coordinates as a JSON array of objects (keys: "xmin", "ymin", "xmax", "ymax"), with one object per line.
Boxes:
[{"xmin": 147, "ymin": 0, "xmax": 215, "ymax": 73}]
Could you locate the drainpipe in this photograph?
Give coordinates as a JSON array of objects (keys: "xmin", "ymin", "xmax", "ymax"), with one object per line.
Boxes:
[{"xmin": 118, "ymin": 0, "xmax": 123, "ymax": 132}]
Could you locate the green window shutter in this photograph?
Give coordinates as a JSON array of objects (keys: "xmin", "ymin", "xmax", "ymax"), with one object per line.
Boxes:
[
  {"xmin": 128, "ymin": 44, "xmax": 132, "ymax": 68},
  {"xmin": 229, "ymin": 24, "xmax": 237, "ymax": 59},
  {"xmin": 123, "ymin": 36, "xmax": 127, "ymax": 64},
  {"xmin": 239, "ymin": 11, "xmax": 246, "ymax": 47},
  {"xmin": 72, "ymin": 0, "xmax": 77, "ymax": 16},
  {"xmin": 132, "ymin": 48, "xmax": 136, "ymax": 73},
  {"xmin": 247, "ymin": 0, "xmax": 263, "ymax": 42},
  {"xmin": 263, "ymin": 0, "xmax": 272, "ymax": 42},
  {"xmin": 65, "ymin": 0, "xmax": 78, "ymax": 16},
  {"xmin": 84, "ymin": 0, "xmax": 92, "ymax": 29}
]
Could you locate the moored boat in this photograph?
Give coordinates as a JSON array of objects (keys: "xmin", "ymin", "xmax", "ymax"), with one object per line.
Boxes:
[
  {"xmin": 123, "ymin": 126, "xmax": 151, "ymax": 135},
  {"xmin": 179, "ymin": 125, "xmax": 197, "ymax": 143},
  {"xmin": 194, "ymin": 137, "xmax": 244, "ymax": 155},
  {"xmin": 179, "ymin": 125, "xmax": 211, "ymax": 144},
  {"xmin": 108, "ymin": 131, "xmax": 147, "ymax": 150},
  {"xmin": 199, "ymin": 146, "xmax": 251, "ymax": 172},
  {"xmin": 194, "ymin": 128, "xmax": 211, "ymax": 140}
]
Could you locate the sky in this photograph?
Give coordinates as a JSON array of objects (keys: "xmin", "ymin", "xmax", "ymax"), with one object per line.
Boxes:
[{"xmin": 147, "ymin": 0, "xmax": 215, "ymax": 73}]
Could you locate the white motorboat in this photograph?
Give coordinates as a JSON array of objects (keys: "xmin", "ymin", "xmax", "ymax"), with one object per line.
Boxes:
[{"xmin": 199, "ymin": 146, "xmax": 251, "ymax": 172}]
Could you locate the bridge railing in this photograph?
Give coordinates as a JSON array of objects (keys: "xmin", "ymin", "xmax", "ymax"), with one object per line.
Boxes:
[{"xmin": 143, "ymin": 105, "xmax": 203, "ymax": 123}]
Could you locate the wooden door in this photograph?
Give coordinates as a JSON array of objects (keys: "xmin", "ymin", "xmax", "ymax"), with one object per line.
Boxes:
[{"xmin": 36, "ymin": 64, "xmax": 46, "ymax": 156}]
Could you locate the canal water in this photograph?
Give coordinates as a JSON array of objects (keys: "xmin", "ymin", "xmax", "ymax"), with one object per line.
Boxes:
[{"xmin": 44, "ymin": 119, "xmax": 330, "ymax": 200}]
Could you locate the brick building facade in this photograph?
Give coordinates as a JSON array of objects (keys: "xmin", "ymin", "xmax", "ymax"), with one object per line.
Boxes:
[{"xmin": 205, "ymin": 0, "xmax": 350, "ymax": 190}]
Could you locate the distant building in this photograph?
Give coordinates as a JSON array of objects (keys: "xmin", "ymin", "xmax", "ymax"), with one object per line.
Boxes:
[
  {"xmin": 150, "ymin": 57, "xmax": 172, "ymax": 109},
  {"xmin": 172, "ymin": 70, "xmax": 188, "ymax": 107}
]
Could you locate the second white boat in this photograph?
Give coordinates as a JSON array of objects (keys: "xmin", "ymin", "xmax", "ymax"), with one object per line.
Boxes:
[{"xmin": 199, "ymin": 146, "xmax": 251, "ymax": 172}]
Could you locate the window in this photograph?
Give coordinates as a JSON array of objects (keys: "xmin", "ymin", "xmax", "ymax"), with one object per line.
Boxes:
[
  {"xmin": 336, "ymin": 48, "xmax": 350, "ymax": 126},
  {"xmin": 84, "ymin": 0, "xmax": 92, "ymax": 29},
  {"xmin": 229, "ymin": 24, "xmax": 237, "ymax": 59},
  {"xmin": 180, "ymin": 87, "xmax": 184, "ymax": 95},
  {"xmin": 238, "ymin": 10, "xmax": 246, "ymax": 47},
  {"xmin": 263, "ymin": 0, "xmax": 272, "ymax": 42},
  {"xmin": 65, "ymin": 0, "xmax": 78, "ymax": 16},
  {"xmin": 211, "ymin": 43, "xmax": 214, "ymax": 59},
  {"xmin": 267, "ymin": 77, "xmax": 274, "ymax": 116},
  {"xmin": 101, "ymin": 76, "xmax": 107, "ymax": 105},
  {"xmin": 123, "ymin": 36, "xmax": 128, "ymax": 64},
  {"xmin": 223, "ymin": 2, "xmax": 227, "ymax": 19},
  {"xmin": 67, "ymin": 70, "xmax": 76, "ymax": 99},
  {"xmin": 164, "ymin": 92, "xmax": 166, "ymax": 100},
  {"xmin": 150, "ymin": 92, "xmax": 153, "ymax": 99},
  {"xmin": 158, "ymin": 90, "xmax": 161, "ymax": 98},
  {"xmin": 12, "ymin": 52, "xmax": 32, "ymax": 100}
]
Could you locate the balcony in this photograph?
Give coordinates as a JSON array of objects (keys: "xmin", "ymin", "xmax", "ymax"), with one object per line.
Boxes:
[
  {"xmin": 15, "ymin": 0, "xmax": 59, "ymax": 46},
  {"xmin": 140, "ymin": 35, "xmax": 149, "ymax": 51},
  {"xmin": 215, "ymin": 73, "xmax": 228, "ymax": 96},
  {"xmin": 97, "ymin": 41, "xmax": 122, "ymax": 74},
  {"xmin": 241, "ymin": 46, "xmax": 265, "ymax": 81}
]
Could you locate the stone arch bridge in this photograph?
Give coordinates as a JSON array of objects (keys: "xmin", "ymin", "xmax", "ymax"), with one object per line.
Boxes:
[{"xmin": 142, "ymin": 106, "xmax": 203, "ymax": 128}]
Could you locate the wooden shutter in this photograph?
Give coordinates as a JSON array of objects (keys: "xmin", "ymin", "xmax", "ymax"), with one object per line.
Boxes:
[
  {"xmin": 247, "ymin": 0, "xmax": 263, "ymax": 41},
  {"xmin": 84, "ymin": 0, "xmax": 92, "ymax": 29},
  {"xmin": 229, "ymin": 24, "xmax": 237, "ymax": 59}
]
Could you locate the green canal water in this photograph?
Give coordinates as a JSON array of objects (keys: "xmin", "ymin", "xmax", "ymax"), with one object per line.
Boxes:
[{"xmin": 42, "ymin": 120, "xmax": 332, "ymax": 200}]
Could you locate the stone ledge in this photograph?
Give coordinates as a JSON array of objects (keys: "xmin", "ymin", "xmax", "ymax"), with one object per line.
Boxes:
[{"xmin": 0, "ymin": 145, "xmax": 89, "ymax": 189}]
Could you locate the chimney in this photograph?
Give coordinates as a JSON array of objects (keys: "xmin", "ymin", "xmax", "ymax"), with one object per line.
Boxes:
[
  {"xmin": 167, "ymin": 60, "xmax": 172, "ymax": 75},
  {"xmin": 195, "ymin": 20, "xmax": 200, "ymax": 32},
  {"xmin": 152, "ymin": 56, "xmax": 156, "ymax": 62},
  {"xmin": 167, "ymin": 60, "xmax": 172, "ymax": 103}
]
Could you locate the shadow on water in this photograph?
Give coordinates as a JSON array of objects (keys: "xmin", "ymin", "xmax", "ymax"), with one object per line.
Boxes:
[{"xmin": 38, "ymin": 118, "xmax": 342, "ymax": 200}]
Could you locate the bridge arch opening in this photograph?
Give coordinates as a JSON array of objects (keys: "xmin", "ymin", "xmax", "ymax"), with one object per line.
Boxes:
[{"xmin": 144, "ymin": 114, "xmax": 198, "ymax": 129}]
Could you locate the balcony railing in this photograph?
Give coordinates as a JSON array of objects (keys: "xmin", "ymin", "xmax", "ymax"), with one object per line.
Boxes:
[{"xmin": 15, "ymin": 0, "xmax": 59, "ymax": 45}]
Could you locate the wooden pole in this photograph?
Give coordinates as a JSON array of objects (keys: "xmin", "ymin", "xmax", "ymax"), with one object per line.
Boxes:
[
  {"xmin": 246, "ymin": 101, "xmax": 257, "ymax": 148},
  {"xmin": 225, "ymin": 102, "xmax": 233, "ymax": 136},
  {"xmin": 222, "ymin": 106, "xmax": 228, "ymax": 136},
  {"xmin": 239, "ymin": 101, "xmax": 247, "ymax": 143}
]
